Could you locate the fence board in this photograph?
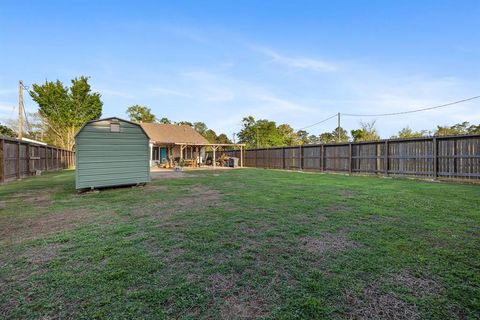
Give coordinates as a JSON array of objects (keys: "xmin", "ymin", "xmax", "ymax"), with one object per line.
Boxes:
[
  {"xmin": 0, "ymin": 136, "xmax": 75, "ymax": 183},
  {"xmin": 226, "ymin": 134, "xmax": 480, "ymax": 181}
]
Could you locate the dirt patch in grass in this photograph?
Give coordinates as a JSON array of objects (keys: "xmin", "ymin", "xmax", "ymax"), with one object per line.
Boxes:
[
  {"xmin": 143, "ymin": 184, "xmax": 168, "ymax": 192},
  {"xmin": 174, "ymin": 185, "xmax": 223, "ymax": 207},
  {"xmin": 344, "ymin": 283, "xmax": 420, "ymax": 320},
  {"xmin": 301, "ymin": 231, "xmax": 360, "ymax": 254},
  {"xmin": 0, "ymin": 208, "xmax": 114, "ymax": 244},
  {"xmin": 339, "ymin": 189, "xmax": 357, "ymax": 197},
  {"xmin": 326, "ymin": 204, "xmax": 352, "ymax": 213},
  {"xmin": 392, "ymin": 271, "xmax": 442, "ymax": 297},
  {"xmin": 9, "ymin": 187, "xmax": 59, "ymax": 207},
  {"xmin": 150, "ymin": 171, "xmax": 198, "ymax": 180},
  {"xmin": 21, "ymin": 243, "xmax": 66, "ymax": 265},
  {"xmin": 208, "ymin": 273, "xmax": 270, "ymax": 319},
  {"xmin": 141, "ymin": 185, "xmax": 234, "ymax": 222}
]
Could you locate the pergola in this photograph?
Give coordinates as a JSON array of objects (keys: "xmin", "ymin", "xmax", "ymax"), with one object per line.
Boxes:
[{"xmin": 175, "ymin": 142, "xmax": 246, "ymax": 168}]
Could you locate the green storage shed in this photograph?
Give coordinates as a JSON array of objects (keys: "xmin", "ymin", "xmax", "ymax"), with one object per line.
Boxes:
[{"xmin": 75, "ymin": 117, "xmax": 150, "ymax": 190}]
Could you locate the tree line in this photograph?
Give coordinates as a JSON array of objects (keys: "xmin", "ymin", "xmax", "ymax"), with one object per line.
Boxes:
[
  {"xmin": 236, "ymin": 117, "xmax": 480, "ymax": 149},
  {"xmin": 0, "ymin": 76, "xmax": 478, "ymax": 150}
]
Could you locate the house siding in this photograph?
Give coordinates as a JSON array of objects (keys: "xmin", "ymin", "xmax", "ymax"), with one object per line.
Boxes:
[{"xmin": 75, "ymin": 119, "xmax": 150, "ymax": 189}]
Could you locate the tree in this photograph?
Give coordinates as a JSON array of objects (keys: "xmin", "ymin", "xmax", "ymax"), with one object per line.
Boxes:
[
  {"xmin": 158, "ymin": 117, "xmax": 172, "ymax": 124},
  {"xmin": 216, "ymin": 133, "xmax": 232, "ymax": 144},
  {"xmin": 277, "ymin": 124, "xmax": 297, "ymax": 146},
  {"xmin": 394, "ymin": 127, "xmax": 428, "ymax": 139},
  {"xmin": 0, "ymin": 124, "xmax": 15, "ymax": 137},
  {"xmin": 237, "ymin": 116, "xmax": 286, "ymax": 148},
  {"xmin": 193, "ymin": 122, "xmax": 208, "ymax": 136},
  {"xmin": 307, "ymin": 134, "xmax": 320, "ymax": 144},
  {"xmin": 435, "ymin": 121, "xmax": 480, "ymax": 136},
  {"xmin": 176, "ymin": 121, "xmax": 193, "ymax": 127},
  {"xmin": 318, "ymin": 132, "xmax": 336, "ymax": 144},
  {"xmin": 296, "ymin": 130, "xmax": 309, "ymax": 145},
  {"xmin": 468, "ymin": 124, "xmax": 480, "ymax": 134},
  {"xmin": 204, "ymin": 129, "xmax": 218, "ymax": 143},
  {"xmin": 350, "ymin": 121, "xmax": 380, "ymax": 142},
  {"xmin": 30, "ymin": 76, "xmax": 102, "ymax": 150},
  {"xmin": 126, "ymin": 105, "xmax": 156, "ymax": 123},
  {"xmin": 318, "ymin": 126, "xmax": 349, "ymax": 143}
]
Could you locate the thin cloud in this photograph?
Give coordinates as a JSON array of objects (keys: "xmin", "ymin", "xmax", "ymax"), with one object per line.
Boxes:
[
  {"xmin": 149, "ymin": 87, "xmax": 192, "ymax": 98},
  {"xmin": 254, "ymin": 46, "xmax": 336, "ymax": 72},
  {"xmin": 256, "ymin": 94, "xmax": 313, "ymax": 113},
  {"xmin": 100, "ymin": 89, "xmax": 135, "ymax": 99}
]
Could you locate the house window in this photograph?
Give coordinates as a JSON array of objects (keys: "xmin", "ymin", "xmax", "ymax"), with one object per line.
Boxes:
[
  {"xmin": 152, "ymin": 147, "xmax": 159, "ymax": 160},
  {"xmin": 110, "ymin": 121, "xmax": 120, "ymax": 132}
]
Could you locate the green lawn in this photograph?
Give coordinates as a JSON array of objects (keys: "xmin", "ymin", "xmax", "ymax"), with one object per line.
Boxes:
[{"xmin": 0, "ymin": 169, "xmax": 479, "ymax": 319}]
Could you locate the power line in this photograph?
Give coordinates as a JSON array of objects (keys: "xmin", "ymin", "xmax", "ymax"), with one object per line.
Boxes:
[
  {"xmin": 342, "ymin": 95, "xmax": 480, "ymax": 117},
  {"xmin": 297, "ymin": 113, "xmax": 338, "ymax": 131}
]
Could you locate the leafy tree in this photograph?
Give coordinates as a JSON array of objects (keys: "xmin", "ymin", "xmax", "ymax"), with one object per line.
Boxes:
[
  {"xmin": 277, "ymin": 124, "xmax": 297, "ymax": 146},
  {"xmin": 435, "ymin": 121, "xmax": 480, "ymax": 136},
  {"xmin": 393, "ymin": 127, "xmax": 428, "ymax": 139},
  {"xmin": 318, "ymin": 127, "xmax": 349, "ymax": 143},
  {"xmin": 126, "ymin": 105, "xmax": 156, "ymax": 123},
  {"xmin": 193, "ymin": 122, "xmax": 208, "ymax": 136},
  {"xmin": 30, "ymin": 76, "xmax": 102, "ymax": 150},
  {"xmin": 296, "ymin": 130, "xmax": 309, "ymax": 145},
  {"xmin": 0, "ymin": 124, "xmax": 15, "ymax": 137},
  {"xmin": 158, "ymin": 117, "xmax": 172, "ymax": 124},
  {"xmin": 350, "ymin": 121, "xmax": 380, "ymax": 142},
  {"xmin": 333, "ymin": 127, "xmax": 349, "ymax": 142},
  {"xmin": 238, "ymin": 116, "xmax": 285, "ymax": 148},
  {"xmin": 204, "ymin": 129, "xmax": 218, "ymax": 143},
  {"xmin": 216, "ymin": 133, "xmax": 232, "ymax": 144},
  {"xmin": 307, "ymin": 134, "xmax": 320, "ymax": 144},
  {"xmin": 318, "ymin": 132, "xmax": 336, "ymax": 144},
  {"xmin": 176, "ymin": 121, "xmax": 193, "ymax": 127},
  {"xmin": 468, "ymin": 124, "xmax": 480, "ymax": 134}
]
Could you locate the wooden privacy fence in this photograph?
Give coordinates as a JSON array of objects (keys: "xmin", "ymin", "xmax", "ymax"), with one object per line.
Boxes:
[
  {"xmin": 226, "ymin": 134, "xmax": 480, "ymax": 181},
  {"xmin": 0, "ymin": 136, "xmax": 75, "ymax": 183}
]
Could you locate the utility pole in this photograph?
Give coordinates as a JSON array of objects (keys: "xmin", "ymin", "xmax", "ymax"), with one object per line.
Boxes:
[
  {"xmin": 18, "ymin": 80, "xmax": 23, "ymax": 139},
  {"xmin": 337, "ymin": 112, "xmax": 341, "ymax": 142},
  {"xmin": 256, "ymin": 127, "xmax": 259, "ymax": 148},
  {"xmin": 232, "ymin": 133, "xmax": 236, "ymax": 144}
]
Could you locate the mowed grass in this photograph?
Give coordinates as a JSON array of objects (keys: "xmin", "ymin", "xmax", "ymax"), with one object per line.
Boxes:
[{"xmin": 0, "ymin": 169, "xmax": 479, "ymax": 319}]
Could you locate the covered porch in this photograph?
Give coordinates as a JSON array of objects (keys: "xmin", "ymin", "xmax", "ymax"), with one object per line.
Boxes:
[{"xmin": 149, "ymin": 142, "xmax": 245, "ymax": 169}]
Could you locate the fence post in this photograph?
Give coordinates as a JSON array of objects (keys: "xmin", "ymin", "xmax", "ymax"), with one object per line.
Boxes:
[
  {"xmin": 299, "ymin": 145, "xmax": 303, "ymax": 170},
  {"xmin": 255, "ymin": 149, "xmax": 258, "ymax": 167},
  {"xmin": 26, "ymin": 143, "xmax": 30, "ymax": 176},
  {"xmin": 282, "ymin": 147, "xmax": 286, "ymax": 169},
  {"xmin": 321, "ymin": 144, "xmax": 324, "ymax": 171},
  {"xmin": 0, "ymin": 138, "xmax": 4, "ymax": 183},
  {"xmin": 45, "ymin": 146, "xmax": 48, "ymax": 170},
  {"xmin": 452, "ymin": 137, "xmax": 457, "ymax": 175},
  {"xmin": 433, "ymin": 137, "xmax": 438, "ymax": 179},
  {"xmin": 349, "ymin": 143, "xmax": 353, "ymax": 174},
  {"xmin": 384, "ymin": 140, "xmax": 388, "ymax": 176},
  {"xmin": 16, "ymin": 141, "xmax": 20, "ymax": 179}
]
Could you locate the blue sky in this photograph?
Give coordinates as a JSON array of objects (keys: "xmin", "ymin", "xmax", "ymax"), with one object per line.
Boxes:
[{"xmin": 1, "ymin": 0, "xmax": 479, "ymax": 138}]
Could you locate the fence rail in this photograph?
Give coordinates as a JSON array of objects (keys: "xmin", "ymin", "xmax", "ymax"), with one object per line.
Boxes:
[
  {"xmin": 0, "ymin": 136, "xmax": 75, "ymax": 183},
  {"xmin": 226, "ymin": 134, "xmax": 480, "ymax": 181}
]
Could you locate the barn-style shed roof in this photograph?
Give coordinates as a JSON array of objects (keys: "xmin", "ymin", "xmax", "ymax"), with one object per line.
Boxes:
[{"xmin": 140, "ymin": 123, "xmax": 209, "ymax": 145}]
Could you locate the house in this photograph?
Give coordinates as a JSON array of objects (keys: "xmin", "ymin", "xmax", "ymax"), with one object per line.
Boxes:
[
  {"xmin": 140, "ymin": 122, "xmax": 246, "ymax": 168},
  {"xmin": 75, "ymin": 117, "xmax": 150, "ymax": 190},
  {"xmin": 140, "ymin": 123, "xmax": 210, "ymax": 166}
]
